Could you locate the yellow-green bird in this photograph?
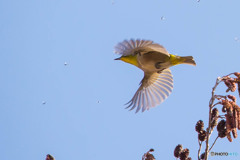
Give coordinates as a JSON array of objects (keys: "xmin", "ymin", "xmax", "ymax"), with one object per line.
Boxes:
[{"xmin": 114, "ymin": 39, "xmax": 196, "ymax": 113}]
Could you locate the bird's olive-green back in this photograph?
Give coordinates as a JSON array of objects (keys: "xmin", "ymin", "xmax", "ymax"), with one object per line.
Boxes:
[{"xmin": 139, "ymin": 51, "xmax": 169, "ymax": 64}]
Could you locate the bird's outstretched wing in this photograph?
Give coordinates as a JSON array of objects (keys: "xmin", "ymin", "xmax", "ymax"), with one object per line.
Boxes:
[
  {"xmin": 125, "ymin": 69, "xmax": 173, "ymax": 113},
  {"xmin": 114, "ymin": 39, "xmax": 169, "ymax": 56}
]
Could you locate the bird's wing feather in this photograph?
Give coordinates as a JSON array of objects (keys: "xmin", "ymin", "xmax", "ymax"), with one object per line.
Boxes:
[
  {"xmin": 125, "ymin": 68, "xmax": 173, "ymax": 113},
  {"xmin": 114, "ymin": 39, "xmax": 169, "ymax": 56}
]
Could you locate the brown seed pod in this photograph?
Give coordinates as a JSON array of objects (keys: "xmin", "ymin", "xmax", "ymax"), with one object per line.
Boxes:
[
  {"xmin": 238, "ymin": 108, "xmax": 240, "ymax": 130},
  {"xmin": 222, "ymin": 105, "xmax": 227, "ymax": 112},
  {"xmin": 217, "ymin": 117, "xmax": 227, "ymax": 138},
  {"xmin": 233, "ymin": 104, "xmax": 240, "ymax": 130},
  {"xmin": 145, "ymin": 153, "xmax": 155, "ymax": 160},
  {"xmin": 232, "ymin": 128, "xmax": 238, "ymax": 138},
  {"xmin": 211, "ymin": 108, "xmax": 219, "ymax": 129},
  {"xmin": 231, "ymin": 83, "xmax": 237, "ymax": 92},
  {"xmin": 149, "ymin": 148, "xmax": 154, "ymax": 152},
  {"xmin": 222, "ymin": 100, "xmax": 232, "ymax": 113},
  {"xmin": 228, "ymin": 95, "xmax": 236, "ymax": 102},
  {"xmin": 233, "ymin": 108, "xmax": 238, "ymax": 129},
  {"xmin": 225, "ymin": 81, "xmax": 231, "ymax": 92},
  {"xmin": 226, "ymin": 131, "xmax": 233, "ymax": 142},
  {"xmin": 225, "ymin": 114, "xmax": 234, "ymax": 132},
  {"xmin": 198, "ymin": 130, "xmax": 207, "ymax": 141},
  {"xmin": 233, "ymin": 105, "xmax": 240, "ymax": 129},
  {"xmin": 179, "ymin": 148, "xmax": 189, "ymax": 160},
  {"xmin": 237, "ymin": 82, "xmax": 240, "ymax": 97},
  {"xmin": 46, "ymin": 154, "xmax": 55, "ymax": 160},
  {"xmin": 218, "ymin": 128, "xmax": 227, "ymax": 138},
  {"xmin": 174, "ymin": 144, "xmax": 183, "ymax": 158},
  {"xmin": 234, "ymin": 72, "xmax": 240, "ymax": 78},
  {"xmin": 195, "ymin": 120, "xmax": 204, "ymax": 133},
  {"xmin": 200, "ymin": 152, "xmax": 205, "ymax": 160},
  {"xmin": 212, "ymin": 108, "xmax": 219, "ymax": 118},
  {"xmin": 224, "ymin": 78, "xmax": 236, "ymax": 92},
  {"xmin": 211, "ymin": 118, "xmax": 218, "ymax": 129},
  {"xmin": 227, "ymin": 102, "xmax": 234, "ymax": 116},
  {"xmin": 217, "ymin": 120, "xmax": 226, "ymax": 132},
  {"xmin": 187, "ymin": 157, "xmax": 192, "ymax": 160}
]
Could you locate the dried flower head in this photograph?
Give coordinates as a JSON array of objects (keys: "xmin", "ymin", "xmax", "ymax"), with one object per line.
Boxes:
[
  {"xmin": 179, "ymin": 148, "xmax": 189, "ymax": 160},
  {"xmin": 198, "ymin": 130, "xmax": 207, "ymax": 141},
  {"xmin": 195, "ymin": 120, "xmax": 204, "ymax": 133},
  {"xmin": 174, "ymin": 144, "xmax": 183, "ymax": 158}
]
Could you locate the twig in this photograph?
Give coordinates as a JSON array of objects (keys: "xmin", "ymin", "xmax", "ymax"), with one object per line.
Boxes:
[
  {"xmin": 224, "ymin": 72, "xmax": 235, "ymax": 77},
  {"xmin": 212, "ymin": 102, "xmax": 221, "ymax": 108},
  {"xmin": 219, "ymin": 115, "xmax": 225, "ymax": 119},
  {"xmin": 198, "ymin": 140, "xmax": 202, "ymax": 160},
  {"xmin": 208, "ymin": 136, "xmax": 219, "ymax": 152},
  {"xmin": 205, "ymin": 77, "xmax": 223, "ymax": 160}
]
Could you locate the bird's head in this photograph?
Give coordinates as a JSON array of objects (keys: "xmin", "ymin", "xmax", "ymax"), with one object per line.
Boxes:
[{"xmin": 114, "ymin": 55, "xmax": 138, "ymax": 67}]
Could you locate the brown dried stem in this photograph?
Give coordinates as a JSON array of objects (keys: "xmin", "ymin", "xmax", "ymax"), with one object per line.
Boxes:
[
  {"xmin": 208, "ymin": 136, "xmax": 219, "ymax": 152},
  {"xmin": 212, "ymin": 102, "xmax": 221, "ymax": 108},
  {"xmin": 197, "ymin": 140, "xmax": 202, "ymax": 160},
  {"xmin": 205, "ymin": 77, "xmax": 223, "ymax": 160},
  {"xmin": 224, "ymin": 72, "xmax": 235, "ymax": 77}
]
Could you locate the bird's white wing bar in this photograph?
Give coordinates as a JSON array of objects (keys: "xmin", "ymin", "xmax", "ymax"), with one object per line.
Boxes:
[
  {"xmin": 125, "ymin": 69, "xmax": 173, "ymax": 113},
  {"xmin": 114, "ymin": 39, "xmax": 169, "ymax": 56}
]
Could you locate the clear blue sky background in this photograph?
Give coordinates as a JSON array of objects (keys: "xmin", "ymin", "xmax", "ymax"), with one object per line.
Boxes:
[{"xmin": 1, "ymin": 0, "xmax": 240, "ymax": 159}]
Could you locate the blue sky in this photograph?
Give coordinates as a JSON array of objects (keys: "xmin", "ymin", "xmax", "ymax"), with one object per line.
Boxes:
[{"xmin": 1, "ymin": 0, "xmax": 240, "ymax": 159}]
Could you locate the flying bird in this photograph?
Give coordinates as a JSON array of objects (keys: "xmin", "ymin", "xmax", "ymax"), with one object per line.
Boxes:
[{"xmin": 114, "ymin": 39, "xmax": 196, "ymax": 113}]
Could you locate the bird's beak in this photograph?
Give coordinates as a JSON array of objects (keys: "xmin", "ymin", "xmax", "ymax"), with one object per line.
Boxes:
[{"xmin": 114, "ymin": 57, "xmax": 121, "ymax": 60}]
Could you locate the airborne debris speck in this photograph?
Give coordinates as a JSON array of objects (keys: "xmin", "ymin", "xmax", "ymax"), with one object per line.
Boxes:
[
  {"xmin": 234, "ymin": 37, "xmax": 239, "ymax": 42},
  {"xmin": 161, "ymin": 16, "xmax": 165, "ymax": 20},
  {"xmin": 42, "ymin": 101, "xmax": 46, "ymax": 105},
  {"xmin": 64, "ymin": 62, "xmax": 68, "ymax": 66}
]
